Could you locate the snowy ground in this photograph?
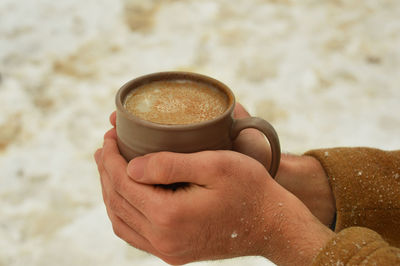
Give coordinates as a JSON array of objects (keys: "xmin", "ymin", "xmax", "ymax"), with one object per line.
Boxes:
[{"xmin": 1, "ymin": 0, "xmax": 400, "ymax": 265}]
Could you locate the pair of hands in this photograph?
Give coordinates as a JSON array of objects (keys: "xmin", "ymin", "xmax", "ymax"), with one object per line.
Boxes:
[{"xmin": 94, "ymin": 104, "xmax": 335, "ymax": 265}]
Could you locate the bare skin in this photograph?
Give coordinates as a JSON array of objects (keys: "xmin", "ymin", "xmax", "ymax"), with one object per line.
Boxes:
[
  {"xmin": 232, "ymin": 104, "xmax": 336, "ymax": 227},
  {"xmin": 94, "ymin": 104, "xmax": 336, "ymax": 265},
  {"xmin": 275, "ymin": 153, "xmax": 336, "ymax": 228}
]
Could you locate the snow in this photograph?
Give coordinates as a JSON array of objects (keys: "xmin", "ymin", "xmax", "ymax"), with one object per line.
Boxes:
[
  {"xmin": 231, "ymin": 231, "xmax": 238, "ymax": 239},
  {"xmin": 1, "ymin": 0, "xmax": 400, "ymax": 266}
]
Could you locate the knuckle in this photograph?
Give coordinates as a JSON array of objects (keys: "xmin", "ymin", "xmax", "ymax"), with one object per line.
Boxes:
[
  {"xmin": 108, "ymin": 196, "xmax": 141, "ymax": 233},
  {"xmin": 149, "ymin": 208, "xmax": 188, "ymax": 255},
  {"xmin": 102, "ymin": 155, "xmax": 124, "ymax": 191},
  {"xmin": 154, "ymin": 236, "xmax": 184, "ymax": 256},
  {"xmin": 108, "ymin": 194, "xmax": 121, "ymax": 213},
  {"xmin": 153, "ymin": 204, "xmax": 181, "ymax": 228},
  {"xmin": 102, "ymin": 145, "xmax": 112, "ymax": 162},
  {"xmin": 119, "ymin": 200, "xmax": 142, "ymax": 233},
  {"xmin": 110, "ymin": 173, "xmax": 123, "ymax": 191},
  {"xmin": 212, "ymin": 152, "xmax": 237, "ymax": 178},
  {"xmin": 112, "ymin": 223, "xmax": 123, "ymax": 238},
  {"xmin": 149, "ymin": 152, "xmax": 180, "ymax": 184}
]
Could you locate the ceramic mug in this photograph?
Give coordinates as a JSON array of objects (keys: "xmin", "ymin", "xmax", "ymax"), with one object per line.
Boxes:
[{"xmin": 115, "ymin": 71, "xmax": 281, "ymax": 177}]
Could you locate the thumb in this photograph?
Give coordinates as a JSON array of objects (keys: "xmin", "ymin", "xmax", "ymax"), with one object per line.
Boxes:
[
  {"xmin": 109, "ymin": 111, "xmax": 116, "ymax": 127},
  {"xmin": 126, "ymin": 151, "xmax": 236, "ymax": 186}
]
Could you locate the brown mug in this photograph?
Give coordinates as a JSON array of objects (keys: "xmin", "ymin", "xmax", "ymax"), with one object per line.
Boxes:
[{"xmin": 115, "ymin": 71, "xmax": 281, "ymax": 177}]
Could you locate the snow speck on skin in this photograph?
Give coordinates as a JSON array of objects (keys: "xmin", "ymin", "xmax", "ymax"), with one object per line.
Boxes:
[{"xmin": 231, "ymin": 231, "xmax": 238, "ymax": 239}]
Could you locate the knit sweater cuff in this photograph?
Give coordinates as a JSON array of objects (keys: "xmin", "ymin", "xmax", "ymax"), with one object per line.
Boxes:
[
  {"xmin": 305, "ymin": 147, "xmax": 400, "ymax": 247},
  {"xmin": 312, "ymin": 227, "xmax": 400, "ymax": 265}
]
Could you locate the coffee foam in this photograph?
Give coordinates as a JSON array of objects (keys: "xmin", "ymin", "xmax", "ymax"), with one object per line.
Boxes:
[{"xmin": 124, "ymin": 80, "xmax": 229, "ymax": 125}]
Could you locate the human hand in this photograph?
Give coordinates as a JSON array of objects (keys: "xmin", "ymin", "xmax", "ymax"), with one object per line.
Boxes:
[
  {"xmin": 108, "ymin": 103, "xmax": 334, "ymax": 227},
  {"xmin": 94, "ymin": 133, "xmax": 334, "ymax": 265},
  {"xmin": 230, "ymin": 104, "xmax": 335, "ymax": 227}
]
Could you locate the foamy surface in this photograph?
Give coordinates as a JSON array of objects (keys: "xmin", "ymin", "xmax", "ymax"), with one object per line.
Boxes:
[
  {"xmin": 1, "ymin": 1, "xmax": 400, "ymax": 266},
  {"xmin": 124, "ymin": 80, "xmax": 228, "ymax": 125}
]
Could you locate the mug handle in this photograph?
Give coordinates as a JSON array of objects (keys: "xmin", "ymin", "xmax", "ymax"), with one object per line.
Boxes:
[{"xmin": 231, "ymin": 117, "xmax": 281, "ymax": 178}]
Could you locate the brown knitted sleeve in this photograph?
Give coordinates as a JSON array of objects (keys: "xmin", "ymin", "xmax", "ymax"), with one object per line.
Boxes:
[
  {"xmin": 305, "ymin": 147, "xmax": 400, "ymax": 247},
  {"xmin": 312, "ymin": 227, "xmax": 400, "ymax": 265}
]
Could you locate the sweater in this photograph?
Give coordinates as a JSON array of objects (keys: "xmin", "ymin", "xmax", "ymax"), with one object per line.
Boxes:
[{"xmin": 305, "ymin": 148, "xmax": 400, "ymax": 265}]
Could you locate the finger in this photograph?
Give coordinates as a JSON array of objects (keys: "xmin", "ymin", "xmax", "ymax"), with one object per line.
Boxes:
[
  {"xmin": 233, "ymin": 103, "xmax": 263, "ymax": 137},
  {"xmin": 110, "ymin": 111, "xmax": 116, "ymax": 127},
  {"xmin": 232, "ymin": 104, "xmax": 269, "ymax": 167},
  {"xmin": 102, "ymin": 137, "xmax": 156, "ymax": 216},
  {"xmin": 96, "ymin": 149, "xmax": 113, "ymax": 221},
  {"xmin": 95, "ymin": 148, "xmax": 108, "ymax": 203},
  {"xmin": 104, "ymin": 128, "xmax": 117, "ymax": 140},
  {"xmin": 100, "ymin": 166, "xmax": 174, "ymax": 260},
  {"xmin": 233, "ymin": 132, "xmax": 269, "ymax": 168},
  {"xmin": 233, "ymin": 103, "xmax": 266, "ymax": 151},
  {"xmin": 102, "ymin": 138, "xmax": 132, "ymax": 189},
  {"xmin": 100, "ymin": 162, "xmax": 150, "ymax": 236},
  {"xmin": 94, "ymin": 148, "xmax": 102, "ymax": 165},
  {"xmin": 107, "ymin": 207, "xmax": 158, "ymax": 255},
  {"xmin": 99, "ymin": 148, "xmax": 154, "ymax": 240},
  {"xmin": 234, "ymin": 102, "xmax": 251, "ymax": 119},
  {"xmin": 99, "ymin": 168, "xmax": 111, "ymax": 220},
  {"xmin": 127, "ymin": 150, "xmax": 237, "ymax": 186},
  {"xmin": 96, "ymin": 146, "xmax": 115, "ymax": 218}
]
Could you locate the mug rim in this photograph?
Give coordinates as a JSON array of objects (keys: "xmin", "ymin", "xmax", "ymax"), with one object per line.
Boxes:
[{"xmin": 115, "ymin": 71, "xmax": 236, "ymax": 131}]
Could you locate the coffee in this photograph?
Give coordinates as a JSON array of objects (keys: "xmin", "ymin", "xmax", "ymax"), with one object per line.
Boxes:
[{"xmin": 123, "ymin": 80, "xmax": 229, "ymax": 125}]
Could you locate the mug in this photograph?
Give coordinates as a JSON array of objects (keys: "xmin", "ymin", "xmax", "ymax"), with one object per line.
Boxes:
[{"xmin": 115, "ymin": 71, "xmax": 281, "ymax": 177}]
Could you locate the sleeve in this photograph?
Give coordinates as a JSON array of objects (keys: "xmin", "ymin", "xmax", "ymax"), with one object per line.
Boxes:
[
  {"xmin": 305, "ymin": 147, "xmax": 400, "ymax": 248},
  {"xmin": 312, "ymin": 227, "xmax": 400, "ymax": 265}
]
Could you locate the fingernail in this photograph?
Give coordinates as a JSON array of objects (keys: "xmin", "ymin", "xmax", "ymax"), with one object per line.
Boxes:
[{"xmin": 127, "ymin": 156, "xmax": 148, "ymax": 181}]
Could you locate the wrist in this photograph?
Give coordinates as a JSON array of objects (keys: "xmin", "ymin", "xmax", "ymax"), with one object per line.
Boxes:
[
  {"xmin": 285, "ymin": 214, "xmax": 336, "ymax": 265},
  {"xmin": 275, "ymin": 153, "xmax": 336, "ymax": 227},
  {"xmin": 258, "ymin": 185, "xmax": 336, "ymax": 265},
  {"xmin": 285, "ymin": 215, "xmax": 336, "ymax": 265}
]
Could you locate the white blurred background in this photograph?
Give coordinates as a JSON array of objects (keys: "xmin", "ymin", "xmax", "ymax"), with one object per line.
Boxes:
[{"xmin": 1, "ymin": 0, "xmax": 400, "ymax": 265}]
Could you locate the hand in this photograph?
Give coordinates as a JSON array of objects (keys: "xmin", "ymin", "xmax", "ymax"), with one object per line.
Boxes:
[
  {"xmin": 94, "ymin": 133, "xmax": 334, "ymax": 265},
  {"xmin": 232, "ymin": 104, "xmax": 335, "ymax": 227}
]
